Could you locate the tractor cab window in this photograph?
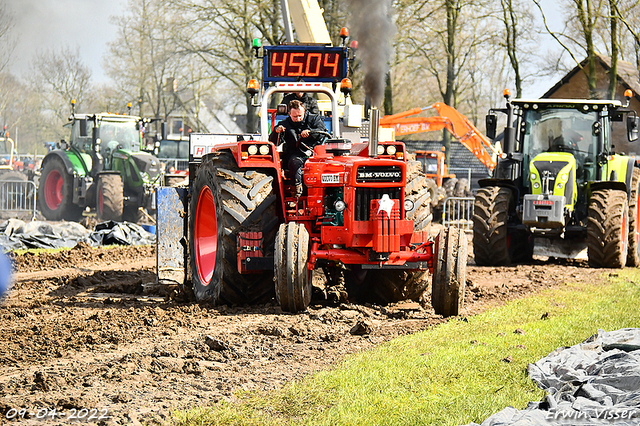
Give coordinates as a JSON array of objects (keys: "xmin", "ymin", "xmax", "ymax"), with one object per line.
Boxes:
[
  {"xmin": 0, "ymin": 139, "xmax": 8, "ymax": 155},
  {"xmin": 70, "ymin": 119, "xmax": 95, "ymax": 153},
  {"xmin": 99, "ymin": 121, "xmax": 141, "ymax": 156},
  {"xmin": 424, "ymin": 157, "xmax": 438, "ymax": 173},
  {"xmin": 523, "ymin": 109, "xmax": 598, "ymax": 185}
]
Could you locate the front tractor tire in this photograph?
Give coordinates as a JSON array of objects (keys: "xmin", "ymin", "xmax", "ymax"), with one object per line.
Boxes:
[
  {"xmin": 587, "ymin": 189, "xmax": 629, "ymax": 268},
  {"xmin": 473, "ymin": 186, "xmax": 532, "ymax": 266},
  {"xmin": 96, "ymin": 173, "xmax": 124, "ymax": 222},
  {"xmin": 432, "ymin": 226, "xmax": 468, "ymax": 317},
  {"xmin": 275, "ymin": 222, "xmax": 312, "ymax": 312},
  {"xmin": 627, "ymin": 168, "xmax": 640, "ymax": 266},
  {"xmin": 38, "ymin": 156, "xmax": 83, "ymax": 221},
  {"xmin": 189, "ymin": 152, "xmax": 277, "ymax": 305}
]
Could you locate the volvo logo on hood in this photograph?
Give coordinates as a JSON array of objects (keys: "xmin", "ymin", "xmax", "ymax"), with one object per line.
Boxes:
[{"xmin": 356, "ymin": 165, "xmax": 402, "ymax": 183}]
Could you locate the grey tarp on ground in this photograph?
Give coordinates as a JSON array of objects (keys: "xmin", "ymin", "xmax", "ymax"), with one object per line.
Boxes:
[
  {"xmin": 0, "ymin": 219, "xmax": 155, "ymax": 251},
  {"xmin": 465, "ymin": 328, "xmax": 640, "ymax": 425}
]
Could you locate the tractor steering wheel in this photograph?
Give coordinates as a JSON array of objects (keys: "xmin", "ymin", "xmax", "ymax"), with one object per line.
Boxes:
[{"xmin": 297, "ymin": 130, "xmax": 331, "ymax": 157}]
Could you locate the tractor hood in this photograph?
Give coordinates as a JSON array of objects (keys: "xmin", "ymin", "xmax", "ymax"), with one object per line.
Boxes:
[
  {"xmin": 529, "ymin": 152, "xmax": 577, "ymax": 210},
  {"xmin": 130, "ymin": 151, "xmax": 161, "ymax": 183}
]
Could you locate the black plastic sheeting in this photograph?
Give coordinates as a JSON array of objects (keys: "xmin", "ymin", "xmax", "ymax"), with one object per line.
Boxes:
[
  {"xmin": 466, "ymin": 328, "xmax": 640, "ymax": 425},
  {"xmin": 0, "ymin": 219, "xmax": 155, "ymax": 251}
]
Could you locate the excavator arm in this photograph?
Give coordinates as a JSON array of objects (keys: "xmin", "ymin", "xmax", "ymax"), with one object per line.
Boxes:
[{"xmin": 380, "ymin": 103, "xmax": 499, "ymax": 171}]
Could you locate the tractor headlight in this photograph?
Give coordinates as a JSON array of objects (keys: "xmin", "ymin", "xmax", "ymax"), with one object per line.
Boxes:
[
  {"xmin": 259, "ymin": 145, "xmax": 270, "ymax": 155},
  {"xmin": 559, "ymin": 173, "xmax": 568, "ymax": 182},
  {"xmin": 248, "ymin": 145, "xmax": 258, "ymax": 155},
  {"xmin": 386, "ymin": 145, "xmax": 397, "ymax": 155},
  {"xmin": 533, "ymin": 182, "xmax": 540, "ymax": 189},
  {"xmin": 530, "ymin": 173, "xmax": 537, "ymax": 181},
  {"xmin": 334, "ymin": 200, "xmax": 347, "ymax": 212},
  {"xmin": 404, "ymin": 199, "xmax": 415, "ymax": 212},
  {"xmin": 557, "ymin": 183, "xmax": 564, "ymax": 189},
  {"xmin": 377, "ymin": 145, "xmax": 385, "ymax": 155}
]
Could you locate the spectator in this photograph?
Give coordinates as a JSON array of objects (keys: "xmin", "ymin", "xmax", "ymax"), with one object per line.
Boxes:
[{"xmin": 281, "ymin": 92, "xmax": 320, "ymax": 115}]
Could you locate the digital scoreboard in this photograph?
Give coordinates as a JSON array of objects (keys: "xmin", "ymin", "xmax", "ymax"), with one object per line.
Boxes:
[{"xmin": 262, "ymin": 45, "xmax": 348, "ymax": 83}]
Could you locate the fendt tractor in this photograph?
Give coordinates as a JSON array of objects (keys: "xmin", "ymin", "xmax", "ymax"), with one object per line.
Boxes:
[
  {"xmin": 474, "ymin": 89, "xmax": 640, "ymax": 268},
  {"xmin": 157, "ymin": 34, "xmax": 467, "ymax": 316},
  {"xmin": 38, "ymin": 101, "xmax": 162, "ymax": 222}
]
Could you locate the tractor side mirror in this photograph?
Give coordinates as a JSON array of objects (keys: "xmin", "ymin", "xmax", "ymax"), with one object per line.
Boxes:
[
  {"xmin": 79, "ymin": 119, "xmax": 88, "ymax": 137},
  {"xmin": 485, "ymin": 114, "xmax": 497, "ymax": 139},
  {"xmin": 627, "ymin": 114, "xmax": 639, "ymax": 142}
]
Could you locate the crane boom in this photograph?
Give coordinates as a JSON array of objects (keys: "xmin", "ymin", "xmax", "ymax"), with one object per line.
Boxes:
[
  {"xmin": 281, "ymin": 0, "xmax": 331, "ymax": 44},
  {"xmin": 380, "ymin": 103, "xmax": 499, "ymax": 171}
]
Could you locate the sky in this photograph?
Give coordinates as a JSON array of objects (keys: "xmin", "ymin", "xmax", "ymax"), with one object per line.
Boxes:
[
  {"xmin": 7, "ymin": 0, "xmax": 124, "ymax": 82},
  {"xmin": 5, "ymin": 0, "xmax": 563, "ymax": 97}
]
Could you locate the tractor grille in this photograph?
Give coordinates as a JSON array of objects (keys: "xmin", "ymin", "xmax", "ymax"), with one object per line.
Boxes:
[
  {"xmin": 354, "ymin": 187, "xmax": 402, "ymax": 221},
  {"xmin": 355, "ymin": 165, "xmax": 403, "ymax": 183}
]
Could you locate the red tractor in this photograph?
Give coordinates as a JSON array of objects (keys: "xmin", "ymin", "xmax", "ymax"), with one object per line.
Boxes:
[{"xmin": 158, "ymin": 42, "xmax": 467, "ymax": 316}]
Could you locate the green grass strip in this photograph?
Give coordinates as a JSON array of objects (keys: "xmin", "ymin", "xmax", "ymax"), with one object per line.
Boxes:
[{"xmin": 173, "ymin": 269, "xmax": 640, "ymax": 426}]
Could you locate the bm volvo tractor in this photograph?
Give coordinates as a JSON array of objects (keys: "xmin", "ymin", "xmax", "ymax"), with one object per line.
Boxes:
[
  {"xmin": 156, "ymin": 37, "xmax": 467, "ymax": 316},
  {"xmin": 38, "ymin": 102, "xmax": 162, "ymax": 222},
  {"xmin": 474, "ymin": 89, "xmax": 640, "ymax": 268}
]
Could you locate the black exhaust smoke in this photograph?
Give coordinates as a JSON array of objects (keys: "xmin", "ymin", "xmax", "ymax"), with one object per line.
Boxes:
[{"xmin": 348, "ymin": 0, "xmax": 396, "ymax": 108}]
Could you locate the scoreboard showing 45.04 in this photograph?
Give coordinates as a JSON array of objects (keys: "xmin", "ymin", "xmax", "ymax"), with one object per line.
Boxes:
[{"xmin": 263, "ymin": 45, "xmax": 348, "ymax": 83}]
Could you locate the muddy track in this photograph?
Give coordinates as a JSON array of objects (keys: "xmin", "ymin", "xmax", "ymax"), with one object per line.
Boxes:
[{"xmin": 0, "ymin": 240, "xmax": 607, "ymax": 425}]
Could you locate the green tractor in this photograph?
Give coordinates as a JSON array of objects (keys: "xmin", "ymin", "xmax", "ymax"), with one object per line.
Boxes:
[
  {"xmin": 474, "ymin": 90, "xmax": 640, "ymax": 268},
  {"xmin": 38, "ymin": 104, "xmax": 162, "ymax": 222}
]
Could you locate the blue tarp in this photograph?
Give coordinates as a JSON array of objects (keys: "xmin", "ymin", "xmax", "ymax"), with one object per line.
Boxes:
[{"xmin": 0, "ymin": 219, "xmax": 155, "ymax": 251}]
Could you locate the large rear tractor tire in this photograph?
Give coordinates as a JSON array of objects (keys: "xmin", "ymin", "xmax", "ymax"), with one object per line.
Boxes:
[
  {"xmin": 472, "ymin": 186, "xmax": 531, "ymax": 266},
  {"xmin": 37, "ymin": 156, "xmax": 83, "ymax": 221},
  {"xmin": 189, "ymin": 152, "xmax": 277, "ymax": 305},
  {"xmin": 432, "ymin": 226, "xmax": 467, "ymax": 317},
  {"xmin": 275, "ymin": 222, "xmax": 312, "ymax": 312},
  {"xmin": 587, "ymin": 189, "xmax": 629, "ymax": 268},
  {"xmin": 96, "ymin": 173, "xmax": 124, "ymax": 222},
  {"xmin": 627, "ymin": 168, "xmax": 640, "ymax": 266}
]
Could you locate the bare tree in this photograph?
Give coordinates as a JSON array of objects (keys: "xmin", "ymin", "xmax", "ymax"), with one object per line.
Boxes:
[
  {"xmin": 105, "ymin": 0, "xmax": 186, "ymax": 121},
  {"xmin": 533, "ymin": 0, "xmax": 607, "ymax": 99},
  {"xmin": 27, "ymin": 46, "xmax": 92, "ymax": 141},
  {"xmin": 171, "ymin": 0, "xmax": 284, "ymax": 133},
  {"xmin": 394, "ymin": 0, "xmax": 494, "ymax": 162}
]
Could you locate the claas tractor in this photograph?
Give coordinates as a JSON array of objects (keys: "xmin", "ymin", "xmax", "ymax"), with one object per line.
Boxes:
[
  {"xmin": 38, "ymin": 102, "xmax": 162, "ymax": 222},
  {"xmin": 474, "ymin": 89, "xmax": 640, "ymax": 267},
  {"xmin": 156, "ymin": 41, "xmax": 467, "ymax": 316}
]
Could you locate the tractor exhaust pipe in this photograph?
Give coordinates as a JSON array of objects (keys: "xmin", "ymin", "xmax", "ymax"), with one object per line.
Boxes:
[{"xmin": 369, "ymin": 107, "xmax": 379, "ymax": 158}]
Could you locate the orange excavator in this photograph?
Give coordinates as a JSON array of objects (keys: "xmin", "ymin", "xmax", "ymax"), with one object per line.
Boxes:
[{"xmin": 379, "ymin": 102, "xmax": 499, "ymax": 172}]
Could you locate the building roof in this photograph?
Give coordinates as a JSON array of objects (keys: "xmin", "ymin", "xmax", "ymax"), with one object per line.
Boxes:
[{"xmin": 542, "ymin": 53, "xmax": 640, "ymax": 102}]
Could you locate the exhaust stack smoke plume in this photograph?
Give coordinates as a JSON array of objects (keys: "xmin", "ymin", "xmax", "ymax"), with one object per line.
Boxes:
[{"xmin": 348, "ymin": 0, "xmax": 396, "ymax": 108}]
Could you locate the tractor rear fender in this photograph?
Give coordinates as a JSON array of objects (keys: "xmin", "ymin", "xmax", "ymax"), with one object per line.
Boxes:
[
  {"xmin": 477, "ymin": 178, "xmax": 520, "ymax": 205},
  {"xmin": 42, "ymin": 149, "xmax": 90, "ymax": 178},
  {"xmin": 590, "ymin": 180, "xmax": 627, "ymax": 194}
]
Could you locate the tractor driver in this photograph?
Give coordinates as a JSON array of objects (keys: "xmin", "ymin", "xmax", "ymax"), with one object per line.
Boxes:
[{"xmin": 269, "ymin": 99, "xmax": 327, "ymax": 197}]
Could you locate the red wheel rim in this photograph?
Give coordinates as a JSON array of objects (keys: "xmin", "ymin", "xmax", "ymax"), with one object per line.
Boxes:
[
  {"xmin": 195, "ymin": 185, "xmax": 218, "ymax": 285},
  {"xmin": 44, "ymin": 170, "xmax": 63, "ymax": 210}
]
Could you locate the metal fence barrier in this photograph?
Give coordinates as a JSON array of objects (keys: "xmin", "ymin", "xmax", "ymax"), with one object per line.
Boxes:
[
  {"xmin": 0, "ymin": 179, "xmax": 37, "ymax": 220},
  {"xmin": 160, "ymin": 158, "xmax": 188, "ymax": 172},
  {"xmin": 442, "ymin": 196, "xmax": 475, "ymax": 231}
]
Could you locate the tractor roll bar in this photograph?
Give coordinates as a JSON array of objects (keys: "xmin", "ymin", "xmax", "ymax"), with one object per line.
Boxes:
[{"xmin": 259, "ymin": 82, "xmax": 340, "ymax": 141}]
